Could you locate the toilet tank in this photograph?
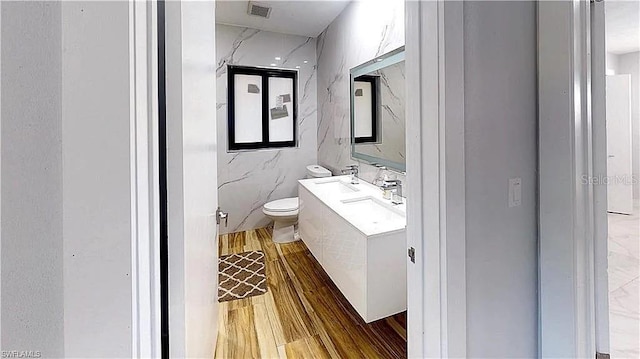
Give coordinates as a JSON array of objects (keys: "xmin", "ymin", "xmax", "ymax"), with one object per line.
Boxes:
[{"xmin": 306, "ymin": 165, "xmax": 332, "ymax": 178}]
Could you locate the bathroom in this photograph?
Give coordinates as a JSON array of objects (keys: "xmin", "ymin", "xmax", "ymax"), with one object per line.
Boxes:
[{"xmin": 214, "ymin": 0, "xmax": 409, "ymax": 356}]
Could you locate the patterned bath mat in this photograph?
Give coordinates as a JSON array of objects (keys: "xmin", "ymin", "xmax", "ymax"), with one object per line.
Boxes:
[{"xmin": 218, "ymin": 250, "xmax": 267, "ymax": 302}]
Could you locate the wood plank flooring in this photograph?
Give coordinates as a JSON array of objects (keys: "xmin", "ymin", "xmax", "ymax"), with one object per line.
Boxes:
[{"xmin": 215, "ymin": 228, "xmax": 407, "ymax": 359}]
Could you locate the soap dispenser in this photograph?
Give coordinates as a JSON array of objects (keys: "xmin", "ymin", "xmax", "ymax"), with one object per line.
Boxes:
[
  {"xmin": 382, "ymin": 176, "xmax": 393, "ymax": 200},
  {"xmin": 374, "ymin": 165, "xmax": 387, "ymax": 186},
  {"xmin": 383, "ymin": 187, "xmax": 393, "ymax": 200}
]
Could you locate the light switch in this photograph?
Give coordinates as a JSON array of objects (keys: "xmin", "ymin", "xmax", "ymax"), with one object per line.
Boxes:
[{"xmin": 509, "ymin": 177, "xmax": 522, "ymax": 208}]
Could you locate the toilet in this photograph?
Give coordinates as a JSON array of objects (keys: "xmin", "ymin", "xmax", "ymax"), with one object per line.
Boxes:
[{"xmin": 263, "ymin": 165, "xmax": 332, "ymax": 243}]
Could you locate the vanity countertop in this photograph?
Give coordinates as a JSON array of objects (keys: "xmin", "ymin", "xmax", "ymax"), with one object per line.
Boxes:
[{"xmin": 298, "ymin": 175, "xmax": 406, "ymax": 237}]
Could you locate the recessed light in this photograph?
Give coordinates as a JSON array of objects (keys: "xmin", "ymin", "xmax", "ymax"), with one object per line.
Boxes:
[
  {"xmin": 303, "ymin": 60, "xmax": 308, "ymax": 64},
  {"xmin": 270, "ymin": 63, "xmax": 277, "ymax": 66},
  {"xmin": 275, "ymin": 57, "xmax": 281, "ymax": 61},
  {"xmin": 296, "ymin": 66, "xmax": 300, "ymax": 69}
]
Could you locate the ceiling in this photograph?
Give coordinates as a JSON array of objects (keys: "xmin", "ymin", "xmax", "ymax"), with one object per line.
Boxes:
[
  {"xmin": 216, "ymin": 0, "xmax": 351, "ymax": 38},
  {"xmin": 606, "ymin": 0, "xmax": 640, "ymax": 55}
]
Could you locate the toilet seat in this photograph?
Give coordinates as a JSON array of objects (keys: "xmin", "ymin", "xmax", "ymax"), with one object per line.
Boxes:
[
  {"xmin": 263, "ymin": 208, "xmax": 298, "ymax": 218},
  {"xmin": 263, "ymin": 197, "xmax": 299, "ymax": 214}
]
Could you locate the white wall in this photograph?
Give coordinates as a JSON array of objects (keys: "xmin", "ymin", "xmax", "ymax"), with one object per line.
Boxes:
[
  {"xmin": 1, "ymin": 2, "xmax": 64, "ymax": 356},
  {"xmin": 607, "ymin": 52, "xmax": 619, "ymax": 74},
  {"xmin": 617, "ymin": 51, "xmax": 640, "ymax": 199},
  {"xmin": 61, "ymin": 2, "xmax": 133, "ymax": 356},
  {"xmin": 463, "ymin": 1, "xmax": 538, "ymax": 357},
  {"xmin": 216, "ymin": 24, "xmax": 317, "ymax": 234},
  {"xmin": 1, "ymin": 2, "xmax": 134, "ymax": 356}
]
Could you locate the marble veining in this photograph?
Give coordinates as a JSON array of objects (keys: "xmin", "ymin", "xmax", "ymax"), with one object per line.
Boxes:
[
  {"xmin": 216, "ymin": 24, "xmax": 317, "ymax": 234},
  {"xmin": 355, "ymin": 62, "xmax": 406, "ymax": 165},
  {"xmin": 316, "ymin": 0, "xmax": 406, "ymax": 185},
  {"xmin": 608, "ymin": 200, "xmax": 640, "ymax": 358},
  {"xmin": 216, "ymin": 28, "xmax": 260, "ymax": 77}
]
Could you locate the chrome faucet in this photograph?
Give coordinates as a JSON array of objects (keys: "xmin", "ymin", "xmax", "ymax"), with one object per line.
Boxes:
[
  {"xmin": 342, "ymin": 164, "xmax": 359, "ymax": 184},
  {"xmin": 382, "ymin": 179, "xmax": 403, "ymax": 204}
]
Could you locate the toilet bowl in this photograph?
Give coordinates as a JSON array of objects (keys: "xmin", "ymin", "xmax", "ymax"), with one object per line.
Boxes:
[
  {"xmin": 263, "ymin": 197, "xmax": 300, "ymax": 243},
  {"xmin": 263, "ymin": 165, "xmax": 332, "ymax": 243}
]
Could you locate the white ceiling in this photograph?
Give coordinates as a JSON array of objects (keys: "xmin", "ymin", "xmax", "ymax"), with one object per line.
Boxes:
[
  {"xmin": 216, "ymin": 0, "xmax": 351, "ymax": 38},
  {"xmin": 606, "ymin": 0, "xmax": 640, "ymax": 55}
]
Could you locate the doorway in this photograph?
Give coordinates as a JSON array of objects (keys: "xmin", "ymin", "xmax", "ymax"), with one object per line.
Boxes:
[
  {"xmin": 604, "ymin": 1, "xmax": 640, "ymax": 357},
  {"xmin": 538, "ymin": 2, "xmax": 639, "ymax": 356},
  {"xmin": 148, "ymin": 0, "xmax": 466, "ymax": 358},
  {"xmin": 212, "ymin": 1, "xmax": 409, "ymax": 357}
]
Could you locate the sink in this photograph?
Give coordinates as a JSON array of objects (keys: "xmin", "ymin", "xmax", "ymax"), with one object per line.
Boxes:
[
  {"xmin": 299, "ymin": 175, "xmax": 406, "ymax": 235},
  {"xmin": 340, "ymin": 196, "xmax": 405, "ymax": 224},
  {"xmin": 314, "ymin": 178, "xmax": 360, "ymax": 194}
]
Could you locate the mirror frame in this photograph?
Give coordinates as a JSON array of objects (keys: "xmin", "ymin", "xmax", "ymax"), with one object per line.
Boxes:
[{"xmin": 349, "ymin": 46, "xmax": 406, "ymax": 171}]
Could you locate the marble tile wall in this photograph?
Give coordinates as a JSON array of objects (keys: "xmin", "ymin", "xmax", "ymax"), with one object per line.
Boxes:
[
  {"xmin": 216, "ymin": 24, "xmax": 317, "ymax": 234},
  {"xmin": 316, "ymin": 0, "xmax": 406, "ymax": 185}
]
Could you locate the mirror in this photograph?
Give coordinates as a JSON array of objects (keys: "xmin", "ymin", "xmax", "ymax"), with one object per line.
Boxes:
[{"xmin": 350, "ymin": 47, "xmax": 405, "ymax": 171}]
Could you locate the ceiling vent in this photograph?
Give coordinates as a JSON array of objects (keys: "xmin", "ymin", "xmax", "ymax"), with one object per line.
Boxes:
[{"xmin": 247, "ymin": 2, "xmax": 272, "ymax": 19}]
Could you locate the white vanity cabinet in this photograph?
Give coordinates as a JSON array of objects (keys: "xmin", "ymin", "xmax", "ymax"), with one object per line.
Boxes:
[
  {"xmin": 298, "ymin": 177, "xmax": 406, "ymax": 323},
  {"xmin": 298, "ymin": 185, "xmax": 325, "ymax": 262}
]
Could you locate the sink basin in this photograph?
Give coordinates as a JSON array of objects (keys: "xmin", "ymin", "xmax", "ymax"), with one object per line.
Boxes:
[
  {"xmin": 314, "ymin": 178, "xmax": 360, "ymax": 194},
  {"xmin": 299, "ymin": 175, "xmax": 406, "ymax": 236},
  {"xmin": 340, "ymin": 196, "xmax": 405, "ymax": 224}
]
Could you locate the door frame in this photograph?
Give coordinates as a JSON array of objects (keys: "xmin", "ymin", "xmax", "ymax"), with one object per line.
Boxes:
[
  {"xmin": 406, "ymin": 1, "xmax": 467, "ymax": 357},
  {"xmin": 538, "ymin": 0, "xmax": 608, "ymax": 356},
  {"xmin": 135, "ymin": 1, "xmax": 220, "ymax": 357},
  {"xmin": 129, "ymin": 1, "xmax": 162, "ymax": 357},
  {"xmin": 129, "ymin": 0, "xmax": 468, "ymax": 357},
  {"xmin": 591, "ymin": 0, "xmax": 611, "ymax": 354},
  {"xmin": 0, "ymin": 2, "xmax": 3, "ymax": 345}
]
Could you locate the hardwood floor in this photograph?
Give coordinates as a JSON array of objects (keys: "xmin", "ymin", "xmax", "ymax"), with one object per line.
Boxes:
[{"xmin": 215, "ymin": 228, "xmax": 407, "ymax": 359}]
